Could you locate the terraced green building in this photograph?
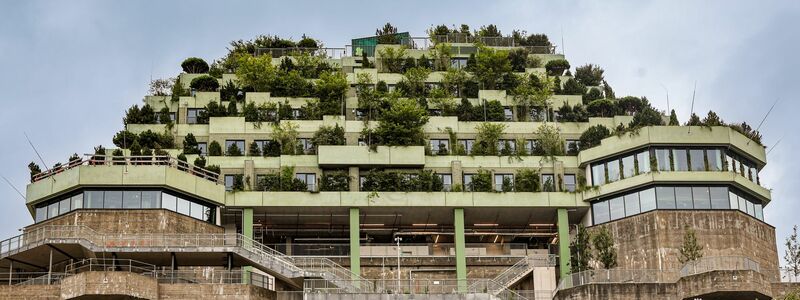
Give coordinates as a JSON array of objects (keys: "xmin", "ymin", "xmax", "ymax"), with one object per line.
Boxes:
[{"xmin": 5, "ymin": 28, "xmax": 796, "ymax": 299}]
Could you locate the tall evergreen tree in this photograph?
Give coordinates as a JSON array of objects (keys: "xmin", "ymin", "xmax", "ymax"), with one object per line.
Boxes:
[
  {"xmin": 570, "ymin": 224, "xmax": 593, "ymax": 272},
  {"xmin": 679, "ymin": 227, "xmax": 704, "ymax": 263},
  {"xmin": 593, "ymin": 226, "xmax": 617, "ymax": 269}
]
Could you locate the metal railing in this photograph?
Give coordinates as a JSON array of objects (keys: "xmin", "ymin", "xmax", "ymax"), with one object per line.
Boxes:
[
  {"xmin": 31, "ymin": 154, "xmax": 221, "ymax": 184},
  {"xmin": 481, "ymin": 254, "xmax": 557, "ymax": 292},
  {"xmin": 557, "ymin": 269, "xmax": 680, "ymax": 291},
  {"xmin": 680, "ymin": 256, "xmax": 760, "ymax": 277},
  {"xmin": 150, "ymin": 269, "xmax": 274, "ymax": 290},
  {"xmin": 6, "ymin": 272, "xmax": 68, "ymax": 285},
  {"xmin": 304, "ymin": 278, "xmax": 527, "ymax": 298},
  {"xmin": 255, "ymin": 47, "xmax": 346, "ymax": 59},
  {"xmin": 66, "ymin": 258, "xmax": 155, "ymax": 275},
  {"xmin": 0, "ymin": 225, "xmax": 372, "ymax": 293},
  {"xmin": 264, "ymin": 242, "xmax": 538, "ymax": 257}
]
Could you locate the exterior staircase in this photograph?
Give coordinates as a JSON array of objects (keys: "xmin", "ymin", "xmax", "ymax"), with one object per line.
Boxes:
[{"xmin": 470, "ymin": 254, "xmax": 557, "ymax": 295}]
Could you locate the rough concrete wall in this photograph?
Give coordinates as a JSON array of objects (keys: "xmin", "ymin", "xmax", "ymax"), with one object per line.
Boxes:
[
  {"xmin": 26, "ymin": 209, "xmax": 223, "ymax": 234},
  {"xmin": 591, "ymin": 210, "xmax": 778, "ymax": 275},
  {"xmin": 0, "ymin": 285, "xmax": 59, "ymax": 299},
  {"xmin": 331, "ymin": 256, "xmax": 519, "ymax": 282},
  {"xmin": 677, "ymin": 270, "xmax": 772, "ymax": 299},
  {"xmin": 554, "ymin": 283, "xmax": 677, "ymax": 300},
  {"xmin": 772, "ymin": 282, "xmax": 800, "ymax": 299},
  {"xmin": 159, "ymin": 283, "xmax": 275, "ymax": 299},
  {"xmin": 303, "ymin": 294, "xmax": 498, "ymax": 300},
  {"xmin": 60, "ymin": 271, "xmax": 159, "ymax": 299}
]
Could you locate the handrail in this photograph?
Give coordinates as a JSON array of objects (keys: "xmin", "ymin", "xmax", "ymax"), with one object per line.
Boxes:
[
  {"xmin": 30, "ymin": 154, "xmax": 221, "ymax": 184},
  {"xmin": 254, "ymin": 47, "xmax": 347, "ymax": 59},
  {"xmin": 0, "ymin": 225, "xmax": 373, "ymax": 292}
]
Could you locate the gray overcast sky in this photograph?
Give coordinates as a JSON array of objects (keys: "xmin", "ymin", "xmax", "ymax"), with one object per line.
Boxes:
[{"xmin": 1, "ymin": 0, "xmax": 798, "ymax": 262}]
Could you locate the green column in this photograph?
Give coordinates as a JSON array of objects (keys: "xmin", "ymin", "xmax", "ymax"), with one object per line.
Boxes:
[
  {"xmin": 349, "ymin": 207, "xmax": 361, "ymax": 280},
  {"xmin": 557, "ymin": 208, "xmax": 571, "ymax": 279},
  {"xmin": 454, "ymin": 208, "xmax": 467, "ymax": 292},
  {"xmin": 243, "ymin": 208, "xmax": 254, "ymax": 284}
]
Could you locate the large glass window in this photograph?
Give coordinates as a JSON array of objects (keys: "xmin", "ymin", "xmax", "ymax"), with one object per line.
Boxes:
[
  {"xmin": 689, "ymin": 149, "xmax": 706, "ymax": 171},
  {"xmin": 190, "ymin": 202, "xmax": 204, "ymax": 220},
  {"xmin": 609, "ymin": 197, "xmax": 625, "ymax": 220},
  {"xmin": 176, "ymin": 198, "xmax": 190, "ymax": 215},
  {"xmin": 48, "ymin": 202, "xmax": 58, "ymax": 219},
  {"xmin": 640, "ymin": 188, "xmax": 657, "ymax": 212},
  {"xmin": 463, "ymin": 174, "xmax": 474, "ymax": 192},
  {"xmin": 437, "ymin": 174, "xmax": 453, "ymax": 191},
  {"xmin": 656, "ymin": 149, "xmax": 671, "ymax": 171},
  {"xmin": 296, "ymin": 173, "xmax": 317, "ymax": 191},
  {"xmin": 459, "ymin": 140, "xmax": 474, "ymax": 155},
  {"xmin": 593, "ymin": 201, "xmax": 610, "ymax": 224},
  {"xmin": 86, "ymin": 191, "xmax": 104, "ymax": 208},
  {"xmin": 35, "ymin": 207, "xmax": 46, "ymax": 222},
  {"xmin": 621, "ymin": 155, "xmax": 635, "ymax": 179},
  {"xmin": 624, "ymin": 193, "xmax": 640, "ymax": 217},
  {"xmin": 225, "ymin": 140, "xmax": 245, "ymax": 155},
  {"xmin": 71, "ymin": 194, "xmax": 83, "ymax": 210},
  {"xmin": 692, "ymin": 187, "xmax": 711, "ymax": 209},
  {"xmin": 197, "ymin": 142, "xmax": 208, "ymax": 156},
  {"xmin": 541, "ymin": 174, "xmax": 555, "ymax": 192},
  {"xmin": 186, "ymin": 109, "xmax": 203, "ymax": 124},
  {"xmin": 225, "ymin": 175, "xmax": 236, "ymax": 191},
  {"xmin": 656, "ymin": 187, "xmax": 676, "ymax": 209},
  {"xmin": 123, "ymin": 191, "xmax": 141, "ymax": 209},
  {"xmin": 673, "ymin": 149, "xmax": 688, "ymax": 171},
  {"xmin": 591, "ymin": 164, "xmax": 606, "ymax": 186},
  {"xmin": 141, "ymin": 191, "xmax": 161, "ymax": 208},
  {"xmin": 675, "ymin": 187, "xmax": 693, "ymax": 209},
  {"xmin": 710, "ymin": 187, "xmax": 729, "ymax": 209},
  {"xmin": 161, "ymin": 193, "xmax": 177, "ymax": 211},
  {"xmin": 494, "ymin": 174, "xmax": 514, "ymax": 191},
  {"xmin": 637, "ymin": 150, "xmax": 651, "ymax": 174},
  {"xmin": 606, "ymin": 161, "xmax": 620, "ymax": 183},
  {"xmin": 707, "ymin": 149, "xmax": 723, "ymax": 171},
  {"xmin": 754, "ymin": 204, "xmax": 764, "ymax": 220},
  {"xmin": 728, "ymin": 191, "xmax": 739, "ymax": 210},
  {"xmin": 104, "ymin": 191, "xmax": 122, "ymax": 208},
  {"xmin": 429, "ymin": 139, "xmax": 450, "ymax": 155},
  {"xmin": 497, "ymin": 140, "xmax": 516, "ymax": 154},
  {"xmin": 563, "ymin": 174, "xmax": 576, "ymax": 192},
  {"xmin": 58, "ymin": 199, "xmax": 70, "ymax": 215}
]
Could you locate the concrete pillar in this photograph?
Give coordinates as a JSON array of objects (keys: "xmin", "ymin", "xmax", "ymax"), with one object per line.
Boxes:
[
  {"xmin": 454, "ymin": 208, "xmax": 467, "ymax": 292},
  {"xmin": 349, "ymin": 207, "xmax": 361, "ymax": 280},
  {"xmin": 554, "ymin": 160, "xmax": 564, "ymax": 191},
  {"xmin": 348, "ymin": 167, "xmax": 360, "ymax": 191},
  {"xmin": 244, "ymin": 160, "xmax": 255, "ymax": 190},
  {"xmin": 557, "ymin": 208, "xmax": 571, "ymax": 279},
  {"xmin": 178, "ymin": 106, "xmax": 188, "ymax": 124},
  {"xmin": 243, "ymin": 208, "xmax": 254, "ymax": 284},
  {"xmin": 451, "ymin": 160, "xmax": 463, "ymax": 187}
]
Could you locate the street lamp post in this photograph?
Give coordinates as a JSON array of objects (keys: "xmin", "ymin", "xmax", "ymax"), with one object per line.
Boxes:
[{"xmin": 394, "ymin": 236, "xmax": 402, "ymax": 293}]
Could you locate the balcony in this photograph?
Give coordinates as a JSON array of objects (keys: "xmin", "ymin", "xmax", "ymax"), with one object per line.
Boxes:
[{"xmin": 317, "ymin": 145, "xmax": 425, "ymax": 167}]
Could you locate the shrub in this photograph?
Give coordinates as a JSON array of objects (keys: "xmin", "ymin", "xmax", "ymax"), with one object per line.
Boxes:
[
  {"xmin": 483, "ymin": 100, "xmax": 506, "ymax": 121},
  {"xmin": 205, "ymin": 164, "xmax": 221, "ymax": 174},
  {"xmin": 193, "ymin": 156, "xmax": 206, "ymax": 168},
  {"xmin": 262, "ymin": 140, "xmax": 281, "ymax": 157},
  {"xmin": 378, "ymin": 46, "xmax": 407, "ymax": 73},
  {"xmin": 235, "ymin": 54, "xmax": 277, "ymax": 92},
  {"xmin": 514, "ymin": 169, "xmax": 540, "ymax": 192},
  {"xmin": 208, "ymin": 141, "xmax": 222, "ymax": 156},
  {"xmin": 181, "ymin": 57, "xmax": 209, "ymax": 73},
  {"xmin": 297, "ymin": 34, "xmax": 318, "ymax": 48},
  {"xmin": 508, "ymin": 48, "xmax": 529, "ymax": 72},
  {"xmin": 468, "ymin": 169, "xmax": 493, "ymax": 192},
  {"xmin": 374, "ymin": 97, "xmax": 429, "ymax": 146},
  {"xmin": 586, "ymin": 99, "xmax": 618, "ymax": 117},
  {"xmin": 375, "ymin": 23, "xmax": 400, "ymax": 44},
  {"xmin": 255, "ymin": 167, "xmax": 309, "ymax": 191},
  {"xmin": 583, "ymin": 88, "xmax": 603, "ymax": 103},
  {"xmin": 190, "ymin": 75, "xmax": 219, "ymax": 91},
  {"xmin": 471, "ymin": 123, "xmax": 506, "ymax": 156},
  {"xmin": 556, "ymin": 103, "xmax": 589, "ymax": 122},
  {"xmin": 579, "ymin": 125, "xmax": 611, "ymax": 149},
  {"xmin": 226, "ymin": 142, "xmax": 243, "ymax": 156},
  {"xmin": 360, "ymin": 169, "xmax": 443, "ymax": 192},
  {"xmin": 473, "ymin": 46, "xmax": 511, "ymax": 90},
  {"xmin": 575, "ymin": 64, "xmax": 604, "ymax": 86},
  {"xmin": 136, "ymin": 130, "xmax": 174, "ymax": 149},
  {"xmin": 629, "ymin": 106, "xmax": 665, "ymax": 128},
  {"xmin": 561, "ymin": 78, "xmax": 587, "ymax": 96},
  {"xmin": 320, "ymin": 171, "xmax": 350, "ymax": 191},
  {"xmin": 312, "ymin": 124, "xmax": 346, "ymax": 147},
  {"xmin": 248, "ymin": 141, "xmax": 261, "ymax": 156},
  {"xmin": 183, "ymin": 133, "xmax": 200, "ymax": 154},
  {"xmin": 545, "ymin": 59, "xmax": 570, "ymax": 76},
  {"xmin": 533, "ymin": 124, "xmax": 564, "ymax": 156},
  {"xmin": 315, "ymin": 71, "xmax": 348, "ymax": 115}
]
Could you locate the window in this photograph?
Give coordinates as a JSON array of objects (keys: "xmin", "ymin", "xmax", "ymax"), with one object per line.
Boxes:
[
  {"xmin": 709, "ymin": 187, "xmax": 729, "ymax": 209},
  {"xmin": 197, "ymin": 143, "xmax": 208, "ymax": 156},
  {"xmin": 104, "ymin": 191, "xmax": 122, "ymax": 208},
  {"xmin": 609, "ymin": 197, "xmax": 625, "ymax": 220},
  {"xmin": 624, "ymin": 193, "xmax": 640, "ymax": 217},
  {"xmin": 437, "ymin": 174, "xmax": 453, "ymax": 191},
  {"xmin": 291, "ymin": 109, "xmax": 302, "ymax": 120},
  {"xmin": 503, "ymin": 107, "xmax": 513, "ymax": 121},
  {"xmin": 225, "ymin": 175, "xmax": 236, "ymax": 191},
  {"xmin": 187, "ymin": 109, "xmax": 203, "ymax": 124},
  {"xmin": 359, "ymin": 176, "xmax": 367, "ymax": 190},
  {"xmin": 494, "ymin": 174, "xmax": 513, "ymax": 191},
  {"xmin": 430, "ymin": 139, "xmax": 450, "ymax": 155},
  {"xmin": 639, "ymin": 188, "xmax": 657, "ymax": 212},
  {"xmin": 565, "ymin": 140, "xmax": 579, "ymax": 155},
  {"xmin": 296, "ymin": 173, "xmax": 317, "ymax": 191},
  {"xmin": 621, "ymin": 155, "xmax": 635, "ymax": 179},
  {"xmin": 225, "ymin": 140, "xmax": 245, "ymax": 155},
  {"xmin": 176, "ymin": 198, "xmax": 190, "ymax": 215},
  {"xmin": 692, "ymin": 187, "xmax": 711, "ymax": 209},
  {"xmin": 672, "ymin": 149, "xmax": 688, "ymax": 171},
  {"xmin": 541, "ymin": 174, "xmax": 555, "ymax": 192},
  {"xmin": 656, "ymin": 149, "xmax": 671, "ymax": 171},
  {"xmin": 35, "ymin": 207, "xmax": 46, "ymax": 222},
  {"xmin": 656, "ymin": 186, "xmax": 676, "ymax": 209},
  {"xmin": 459, "ymin": 140, "xmax": 475, "ymax": 155},
  {"xmin": 463, "ymin": 174, "xmax": 474, "ymax": 192},
  {"xmin": 707, "ymin": 149, "xmax": 723, "ymax": 171},
  {"xmin": 593, "ymin": 201, "xmax": 610, "ymax": 224},
  {"xmin": 190, "ymin": 202, "xmax": 204, "ymax": 220},
  {"xmin": 450, "ymin": 58, "xmax": 468, "ymax": 70},
  {"xmin": 161, "ymin": 193, "xmax": 177, "ymax": 211},
  {"xmin": 123, "ymin": 191, "xmax": 141, "ymax": 209},
  {"xmin": 689, "ymin": 149, "xmax": 706, "ymax": 171},
  {"xmin": 563, "ymin": 174, "xmax": 576, "ymax": 192},
  {"xmin": 58, "ymin": 199, "xmax": 70, "ymax": 215},
  {"xmin": 497, "ymin": 140, "xmax": 516, "ymax": 154},
  {"xmin": 298, "ymin": 138, "xmax": 314, "ymax": 154},
  {"xmin": 738, "ymin": 196, "xmax": 747, "ymax": 214},
  {"xmin": 48, "ymin": 202, "xmax": 58, "ymax": 219},
  {"xmin": 142, "ymin": 191, "xmax": 161, "ymax": 208},
  {"xmin": 746, "ymin": 200, "xmax": 755, "ymax": 215},
  {"xmin": 86, "ymin": 191, "xmax": 104, "ymax": 208},
  {"xmin": 726, "ymin": 154, "xmax": 736, "ymax": 173},
  {"xmin": 525, "ymin": 140, "xmax": 536, "ymax": 155},
  {"xmin": 591, "ymin": 164, "xmax": 606, "ymax": 186},
  {"xmin": 754, "ymin": 203, "xmax": 764, "ymax": 220},
  {"xmin": 606, "ymin": 160, "xmax": 620, "ymax": 183},
  {"xmin": 675, "ymin": 187, "xmax": 693, "ymax": 209},
  {"xmin": 71, "ymin": 193, "xmax": 83, "ymax": 210},
  {"xmin": 728, "ymin": 191, "xmax": 739, "ymax": 210},
  {"xmin": 637, "ymin": 150, "xmax": 651, "ymax": 174}
]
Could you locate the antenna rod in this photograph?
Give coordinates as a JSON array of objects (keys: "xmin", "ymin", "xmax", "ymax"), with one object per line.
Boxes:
[
  {"xmin": 659, "ymin": 83, "xmax": 670, "ymax": 113},
  {"xmin": 24, "ymin": 132, "xmax": 54, "ymax": 180},
  {"xmin": 767, "ymin": 135, "xmax": 783, "ymax": 156},
  {"xmin": 1, "ymin": 175, "xmax": 26, "ymax": 201},
  {"xmin": 688, "ymin": 81, "xmax": 696, "ymax": 134},
  {"xmin": 748, "ymin": 98, "xmax": 779, "ymax": 145}
]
